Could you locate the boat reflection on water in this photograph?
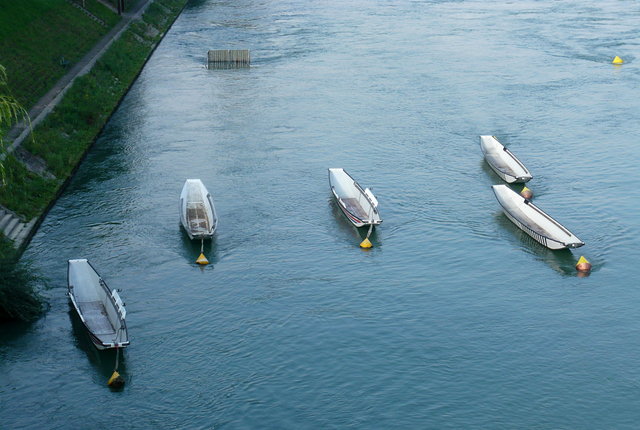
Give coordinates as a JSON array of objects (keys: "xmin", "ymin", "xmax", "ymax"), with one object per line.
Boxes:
[
  {"xmin": 576, "ymin": 269, "xmax": 591, "ymax": 278},
  {"xmin": 68, "ymin": 309, "xmax": 128, "ymax": 385}
]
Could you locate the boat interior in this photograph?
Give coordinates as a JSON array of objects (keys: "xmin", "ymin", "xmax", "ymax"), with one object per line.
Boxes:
[
  {"xmin": 187, "ymin": 203, "xmax": 211, "ymax": 233},
  {"xmin": 485, "ymin": 151, "xmax": 518, "ymax": 176},
  {"xmin": 78, "ymin": 301, "xmax": 116, "ymax": 338},
  {"xmin": 341, "ymin": 197, "xmax": 370, "ymax": 220}
]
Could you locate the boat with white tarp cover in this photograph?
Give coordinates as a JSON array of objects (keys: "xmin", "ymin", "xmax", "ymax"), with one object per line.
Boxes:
[{"xmin": 180, "ymin": 179, "xmax": 218, "ymax": 240}]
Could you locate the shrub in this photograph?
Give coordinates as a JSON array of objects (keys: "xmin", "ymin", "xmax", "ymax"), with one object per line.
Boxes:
[{"xmin": 0, "ymin": 239, "xmax": 45, "ymax": 322}]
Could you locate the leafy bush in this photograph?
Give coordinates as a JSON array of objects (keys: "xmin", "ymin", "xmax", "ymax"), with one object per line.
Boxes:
[{"xmin": 0, "ymin": 239, "xmax": 45, "ymax": 322}]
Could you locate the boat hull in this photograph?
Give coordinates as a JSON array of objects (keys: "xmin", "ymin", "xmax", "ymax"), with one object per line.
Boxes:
[
  {"xmin": 67, "ymin": 259, "xmax": 129, "ymax": 350},
  {"xmin": 480, "ymin": 136, "xmax": 532, "ymax": 183},
  {"xmin": 328, "ymin": 168, "xmax": 382, "ymax": 228},
  {"xmin": 180, "ymin": 179, "xmax": 218, "ymax": 240},
  {"xmin": 492, "ymin": 185, "xmax": 583, "ymax": 250}
]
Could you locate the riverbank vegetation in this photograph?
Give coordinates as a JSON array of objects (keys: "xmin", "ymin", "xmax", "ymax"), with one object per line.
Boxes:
[
  {"xmin": 0, "ymin": 238, "xmax": 44, "ymax": 322},
  {"xmin": 1, "ymin": 0, "xmax": 187, "ymax": 321},
  {"xmin": 0, "ymin": 0, "xmax": 187, "ymax": 222},
  {"xmin": 1, "ymin": 66, "xmax": 45, "ymax": 321},
  {"xmin": 0, "ymin": 0, "xmax": 119, "ymax": 108}
]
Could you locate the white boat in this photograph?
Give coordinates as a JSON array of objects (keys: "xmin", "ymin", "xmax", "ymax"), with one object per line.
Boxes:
[
  {"xmin": 480, "ymin": 135, "xmax": 532, "ymax": 183},
  {"xmin": 492, "ymin": 185, "xmax": 584, "ymax": 250},
  {"xmin": 67, "ymin": 259, "xmax": 129, "ymax": 350},
  {"xmin": 328, "ymin": 168, "xmax": 382, "ymax": 228},
  {"xmin": 180, "ymin": 179, "xmax": 218, "ymax": 240}
]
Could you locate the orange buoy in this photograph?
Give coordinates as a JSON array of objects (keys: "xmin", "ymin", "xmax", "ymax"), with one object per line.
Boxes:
[
  {"xmin": 196, "ymin": 253, "xmax": 209, "ymax": 265},
  {"xmin": 575, "ymin": 255, "xmax": 592, "ymax": 273},
  {"xmin": 520, "ymin": 186, "xmax": 533, "ymax": 200},
  {"xmin": 107, "ymin": 370, "xmax": 125, "ymax": 388}
]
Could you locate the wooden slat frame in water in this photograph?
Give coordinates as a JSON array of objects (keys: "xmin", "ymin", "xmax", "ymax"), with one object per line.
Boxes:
[{"xmin": 207, "ymin": 50, "xmax": 250, "ymax": 69}]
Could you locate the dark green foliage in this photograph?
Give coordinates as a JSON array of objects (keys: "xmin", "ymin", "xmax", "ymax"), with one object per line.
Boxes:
[
  {"xmin": 70, "ymin": 0, "xmax": 121, "ymax": 27},
  {"xmin": 0, "ymin": 0, "xmax": 118, "ymax": 108},
  {"xmin": 0, "ymin": 155, "xmax": 57, "ymax": 219},
  {"xmin": 143, "ymin": 2, "xmax": 171, "ymax": 29},
  {"xmin": 0, "ymin": 238, "xmax": 44, "ymax": 322}
]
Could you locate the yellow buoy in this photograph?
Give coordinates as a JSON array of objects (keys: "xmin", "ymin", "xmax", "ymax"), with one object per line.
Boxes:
[
  {"xmin": 360, "ymin": 237, "xmax": 373, "ymax": 249},
  {"xmin": 612, "ymin": 56, "xmax": 624, "ymax": 65},
  {"xmin": 575, "ymin": 255, "xmax": 592, "ymax": 273},
  {"xmin": 196, "ymin": 253, "xmax": 209, "ymax": 265},
  {"xmin": 107, "ymin": 370, "xmax": 125, "ymax": 388},
  {"xmin": 520, "ymin": 186, "xmax": 533, "ymax": 200}
]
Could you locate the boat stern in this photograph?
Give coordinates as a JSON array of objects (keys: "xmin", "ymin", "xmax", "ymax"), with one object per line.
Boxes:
[{"xmin": 566, "ymin": 241, "xmax": 585, "ymax": 249}]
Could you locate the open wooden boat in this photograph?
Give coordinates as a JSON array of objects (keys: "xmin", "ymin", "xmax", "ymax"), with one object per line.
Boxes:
[
  {"xmin": 328, "ymin": 168, "xmax": 382, "ymax": 228},
  {"xmin": 67, "ymin": 259, "xmax": 129, "ymax": 350},
  {"xmin": 492, "ymin": 185, "xmax": 584, "ymax": 250},
  {"xmin": 180, "ymin": 179, "xmax": 218, "ymax": 240},
  {"xmin": 480, "ymin": 135, "xmax": 532, "ymax": 183}
]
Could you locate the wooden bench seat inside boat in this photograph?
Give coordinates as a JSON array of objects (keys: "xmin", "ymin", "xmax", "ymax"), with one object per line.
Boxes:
[
  {"xmin": 79, "ymin": 301, "xmax": 115, "ymax": 335},
  {"xmin": 187, "ymin": 205, "xmax": 210, "ymax": 232},
  {"xmin": 342, "ymin": 197, "xmax": 369, "ymax": 220}
]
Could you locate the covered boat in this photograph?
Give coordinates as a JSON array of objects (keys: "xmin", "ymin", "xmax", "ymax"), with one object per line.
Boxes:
[
  {"xmin": 328, "ymin": 168, "xmax": 382, "ymax": 228},
  {"xmin": 67, "ymin": 259, "xmax": 129, "ymax": 350},
  {"xmin": 492, "ymin": 185, "xmax": 584, "ymax": 250},
  {"xmin": 480, "ymin": 135, "xmax": 532, "ymax": 183},
  {"xmin": 180, "ymin": 179, "xmax": 218, "ymax": 240}
]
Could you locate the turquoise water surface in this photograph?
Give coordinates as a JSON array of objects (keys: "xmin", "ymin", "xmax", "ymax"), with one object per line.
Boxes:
[{"xmin": 2, "ymin": 0, "xmax": 640, "ymax": 428}]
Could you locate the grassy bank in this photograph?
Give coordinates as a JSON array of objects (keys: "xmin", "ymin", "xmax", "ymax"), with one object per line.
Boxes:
[
  {"xmin": 0, "ymin": 0, "xmax": 120, "ymax": 109},
  {"xmin": 0, "ymin": 0, "xmax": 188, "ymax": 223}
]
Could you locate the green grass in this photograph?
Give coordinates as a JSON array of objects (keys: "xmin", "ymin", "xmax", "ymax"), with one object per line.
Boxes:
[
  {"xmin": 24, "ymin": 29, "xmax": 153, "ymax": 179},
  {"xmin": 143, "ymin": 2, "xmax": 172, "ymax": 28},
  {"xmin": 0, "ymin": 0, "xmax": 119, "ymax": 109},
  {"xmin": 0, "ymin": 154, "xmax": 58, "ymax": 219},
  {"xmin": 71, "ymin": 0, "xmax": 121, "ymax": 26},
  {"xmin": 101, "ymin": 0, "xmax": 138, "ymax": 13}
]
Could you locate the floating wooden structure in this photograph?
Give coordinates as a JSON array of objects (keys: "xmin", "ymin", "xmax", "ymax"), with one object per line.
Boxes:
[{"xmin": 207, "ymin": 50, "xmax": 250, "ymax": 68}]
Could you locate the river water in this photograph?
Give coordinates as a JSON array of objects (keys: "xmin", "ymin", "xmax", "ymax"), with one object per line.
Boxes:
[{"xmin": 2, "ymin": 0, "xmax": 640, "ymax": 428}]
